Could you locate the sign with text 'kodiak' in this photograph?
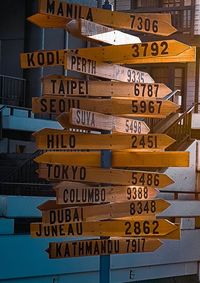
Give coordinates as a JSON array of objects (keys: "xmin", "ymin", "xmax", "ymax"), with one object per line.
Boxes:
[
  {"xmin": 40, "ymin": 199, "xmax": 170, "ymax": 224},
  {"xmin": 74, "ymin": 40, "xmax": 196, "ymax": 64},
  {"xmin": 42, "ymin": 76, "xmax": 171, "ymax": 98},
  {"xmin": 57, "ymin": 111, "xmax": 150, "ymax": 134},
  {"xmin": 33, "ymin": 128, "xmax": 174, "ymax": 150},
  {"xmin": 32, "ymin": 96, "xmax": 179, "ymax": 118},
  {"xmin": 35, "ymin": 151, "xmax": 189, "ymax": 168},
  {"xmin": 30, "ymin": 219, "xmax": 179, "ymax": 238},
  {"xmin": 54, "ymin": 182, "xmax": 158, "ymax": 205},
  {"xmin": 39, "ymin": 0, "xmax": 177, "ymax": 36},
  {"xmin": 37, "ymin": 163, "xmax": 173, "ymax": 187},
  {"xmin": 20, "ymin": 51, "xmax": 154, "ymax": 83},
  {"xmin": 47, "ymin": 238, "xmax": 162, "ymax": 258}
]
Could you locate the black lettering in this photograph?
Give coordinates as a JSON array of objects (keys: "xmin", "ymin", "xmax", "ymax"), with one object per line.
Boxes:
[
  {"xmin": 37, "ymin": 53, "xmax": 45, "ymax": 66},
  {"xmin": 64, "ymin": 243, "xmax": 70, "ymax": 257},
  {"xmin": 51, "ymin": 79, "xmax": 56, "ymax": 94},
  {"xmin": 47, "ymin": 0, "xmax": 55, "ymax": 14},
  {"xmin": 49, "ymin": 98, "xmax": 56, "ymax": 113},
  {"xmin": 62, "ymin": 165, "xmax": 68, "ymax": 179},
  {"xmin": 50, "ymin": 210, "xmax": 56, "ymax": 224},
  {"xmin": 47, "ymin": 52, "xmax": 55, "ymax": 65},
  {"xmin": 40, "ymin": 98, "xmax": 48, "ymax": 112},
  {"xmin": 55, "ymin": 243, "xmax": 62, "ymax": 257},
  {"xmin": 76, "ymin": 109, "xmax": 81, "ymax": 124},
  {"xmin": 80, "ymin": 167, "xmax": 86, "ymax": 180},
  {"xmin": 71, "ymin": 81, "xmax": 77, "ymax": 94},
  {"xmin": 86, "ymin": 8, "xmax": 93, "ymax": 21},
  {"xmin": 57, "ymin": 2, "xmax": 64, "ymax": 16},
  {"xmin": 59, "ymin": 80, "xmax": 65, "ymax": 94},
  {"xmin": 71, "ymin": 56, "xmax": 76, "ymax": 69},
  {"xmin": 66, "ymin": 4, "xmax": 73, "ymax": 18},
  {"xmin": 47, "ymin": 134, "xmax": 54, "ymax": 149},
  {"xmin": 63, "ymin": 189, "xmax": 68, "ymax": 203},
  {"xmin": 47, "ymin": 163, "xmax": 53, "ymax": 178},
  {"xmin": 36, "ymin": 224, "xmax": 42, "ymax": 236},
  {"xmin": 27, "ymin": 53, "xmax": 35, "ymax": 67}
]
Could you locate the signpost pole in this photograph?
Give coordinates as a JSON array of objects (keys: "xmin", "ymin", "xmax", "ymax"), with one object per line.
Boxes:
[{"xmin": 100, "ymin": 136, "xmax": 112, "ymax": 283}]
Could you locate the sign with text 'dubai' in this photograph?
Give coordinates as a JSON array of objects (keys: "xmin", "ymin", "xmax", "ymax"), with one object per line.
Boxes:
[
  {"xmin": 39, "ymin": 0, "xmax": 177, "ymax": 36},
  {"xmin": 33, "ymin": 128, "xmax": 174, "ymax": 150},
  {"xmin": 39, "ymin": 199, "xmax": 170, "ymax": 224},
  {"xmin": 54, "ymin": 181, "xmax": 158, "ymax": 205},
  {"xmin": 42, "ymin": 76, "xmax": 171, "ymax": 98},
  {"xmin": 37, "ymin": 164, "xmax": 174, "ymax": 188},
  {"xmin": 30, "ymin": 219, "xmax": 179, "ymax": 238},
  {"xmin": 47, "ymin": 238, "xmax": 162, "ymax": 258},
  {"xmin": 32, "ymin": 97, "xmax": 179, "ymax": 118}
]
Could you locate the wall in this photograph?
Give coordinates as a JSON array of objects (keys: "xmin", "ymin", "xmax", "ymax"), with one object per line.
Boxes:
[
  {"xmin": 194, "ymin": 0, "xmax": 200, "ymax": 35},
  {"xmin": 186, "ymin": 63, "xmax": 196, "ymax": 110}
]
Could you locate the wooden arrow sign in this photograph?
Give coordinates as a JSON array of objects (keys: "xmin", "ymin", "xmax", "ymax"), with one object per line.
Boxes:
[
  {"xmin": 39, "ymin": 0, "xmax": 177, "ymax": 36},
  {"xmin": 27, "ymin": 13, "xmax": 70, "ymax": 28},
  {"xmin": 32, "ymin": 97, "xmax": 179, "ymax": 118},
  {"xmin": 57, "ymin": 109, "xmax": 150, "ymax": 134},
  {"xmin": 33, "ymin": 128, "xmax": 174, "ymax": 150},
  {"xmin": 40, "ymin": 199, "xmax": 170, "ymax": 224},
  {"xmin": 37, "ymin": 164, "xmax": 174, "ymax": 188},
  {"xmin": 34, "ymin": 151, "xmax": 189, "ymax": 168},
  {"xmin": 54, "ymin": 182, "xmax": 159, "ymax": 205},
  {"xmin": 42, "ymin": 76, "xmax": 171, "ymax": 98},
  {"xmin": 47, "ymin": 238, "xmax": 163, "ymax": 258},
  {"xmin": 74, "ymin": 40, "xmax": 196, "ymax": 64},
  {"xmin": 30, "ymin": 219, "xmax": 179, "ymax": 238},
  {"xmin": 20, "ymin": 51, "xmax": 154, "ymax": 83}
]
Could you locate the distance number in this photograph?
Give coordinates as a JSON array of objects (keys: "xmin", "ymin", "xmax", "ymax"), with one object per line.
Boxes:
[
  {"xmin": 126, "ymin": 238, "xmax": 145, "ymax": 252},
  {"xmin": 132, "ymin": 42, "xmax": 168, "ymax": 57},
  {"xmin": 130, "ymin": 15, "xmax": 158, "ymax": 33},
  {"xmin": 127, "ymin": 186, "xmax": 149, "ymax": 200},
  {"xmin": 132, "ymin": 100, "xmax": 162, "ymax": 114},
  {"xmin": 125, "ymin": 220, "xmax": 159, "ymax": 235},
  {"xmin": 131, "ymin": 135, "xmax": 158, "ymax": 149},
  {"xmin": 134, "ymin": 83, "xmax": 159, "ymax": 97},
  {"xmin": 132, "ymin": 173, "xmax": 160, "ymax": 186},
  {"xmin": 127, "ymin": 69, "xmax": 145, "ymax": 83},
  {"xmin": 129, "ymin": 200, "xmax": 156, "ymax": 215},
  {"xmin": 125, "ymin": 120, "xmax": 141, "ymax": 134}
]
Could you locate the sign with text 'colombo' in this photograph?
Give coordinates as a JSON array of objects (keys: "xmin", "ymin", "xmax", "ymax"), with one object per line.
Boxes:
[
  {"xmin": 20, "ymin": 51, "xmax": 154, "ymax": 83},
  {"xmin": 42, "ymin": 76, "xmax": 171, "ymax": 98},
  {"xmin": 34, "ymin": 128, "xmax": 174, "ymax": 150},
  {"xmin": 47, "ymin": 238, "xmax": 163, "ymax": 258},
  {"xmin": 32, "ymin": 96, "xmax": 179, "ymax": 118},
  {"xmin": 34, "ymin": 151, "xmax": 189, "ymax": 168},
  {"xmin": 54, "ymin": 182, "xmax": 158, "ymax": 205},
  {"xmin": 58, "ymin": 111, "xmax": 150, "ymax": 134},
  {"xmin": 74, "ymin": 40, "xmax": 196, "ymax": 64},
  {"xmin": 37, "ymin": 164, "xmax": 174, "ymax": 188},
  {"xmin": 30, "ymin": 219, "xmax": 179, "ymax": 238},
  {"xmin": 40, "ymin": 199, "xmax": 170, "ymax": 224},
  {"xmin": 39, "ymin": 0, "xmax": 177, "ymax": 35}
]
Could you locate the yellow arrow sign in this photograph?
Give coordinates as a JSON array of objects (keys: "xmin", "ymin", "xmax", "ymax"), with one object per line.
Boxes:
[
  {"xmin": 30, "ymin": 219, "xmax": 179, "ymax": 238},
  {"xmin": 27, "ymin": 13, "xmax": 70, "ymax": 28},
  {"xmin": 32, "ymin": 97, "xmax": 179, "ymax": 118},
  {"xmin": 34, "ymin": 151, "xmax": 189, "ymax": 168},
  {"xmin": 40, "ymin": 199, "xmax": 170, "ymax": 224},
  {"xmin": 33, "ymin": 128, "xmax": 175, "ymax": 150},
  {"xmin": 74, "ymin": 40, "xmax": 196, "ymax": 64},
  {"xmin": 58, "ymin": 111, "xmax": 150, "ymax": 134},
  {"xmin": 39, "ymin": 0, "xmax": 177, "ymax": 36},
  {"xmin": 37, "ymin": 164, "xmax": 174, "ymax": 188},
  {"xmin": 20, "ymin": 51, "xmax": 154, "ymax": 83},
  {"xmin": 42, "ymin": 76, "xmax": 171, "ymax": 98},
  {"xmin": 54, "ymin": 182, "xmax": 159, "ymax": 205},
  {"xmin": 47, "ymin": 238, "xmax": 163, "ymax": 258}
]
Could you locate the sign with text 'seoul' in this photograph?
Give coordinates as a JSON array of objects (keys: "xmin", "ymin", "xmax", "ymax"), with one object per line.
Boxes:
[
  {"xmin": 33, "ymin": 128, "xmax": 175, "ymax": 150},
  {"xmin": 42, "ymin": 76, "xmax": 171, "ymax": 98},
  {"xmin": 37, "ymin": 164, "xmax": 174, "ymax": 188},
  {"xmin": 39, "ymin": 0, "xmax": 177, "ymax": 36},
  {"xmin": 47, "ymin": 238, "xmax": 163, "ymax": 258}
]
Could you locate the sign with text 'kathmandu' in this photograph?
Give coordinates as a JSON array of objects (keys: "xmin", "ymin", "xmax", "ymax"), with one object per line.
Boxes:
[
  {"xmin": 47, "ymin": 238, "xmax": 162, "ymax": 258},
  {"xmin": 34, "ymin": 128, "xmax": 174, "ymax": 150},
  {"xmin": 39, "ymin": 0, "xmax": 177, "ymax": 35},
  {"xmin": 37, "ymin": 164, "xmax": 174, "ymax": 188},
  {"xmin": 42, "ymin": 76, "xmax": 171, "ymax": 98},
  {"xmin": 54, "ymin": 182, "xmax": 159, "ymax": 205}
]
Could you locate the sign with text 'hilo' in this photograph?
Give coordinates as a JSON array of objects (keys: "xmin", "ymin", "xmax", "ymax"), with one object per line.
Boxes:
[
  {"xmin": 34, "ymin": 151, "xmax": 189, "ymax": 168},
  {"xmin": 47, "ymin": 238, "xmax": 162, "ymax": 258},
  {"xmin": 58, "ymin": 110, "xmax": 150, "ymax": 134},
  {"xmin": 37, "ymin": 164, "xmax": 174, "ymax": 188},
  {"xmin": 74, "ymin": 40, "xmax": 196, "ymax": 64},
  {"xmin": 33, "ymin": 128, "xmax": 174, "ymax": 150},
  {"xmin": 40, "ymin": 199, "xmax": 170, "ymax": 224},
  {"xmin": 39, "ymin": 0, "xmax": 177, "ymax": 36},
  {"xmin": 20, "ymin": 51, "xmax": 154, "ymax": 83},
  {"xmin": 32, "ymin": 96, "xmax": 179, "ymax": 118},
  {"xmin": 30, "ymin": 219, "xmax": 179, "ymax": 238},
  {"xmin": 42, "ymin": 76, "xmax": 171, "ymax": 98},
  {"xmin": 54, "ymin": 181, "xmax": 159, "ymax": 205}
]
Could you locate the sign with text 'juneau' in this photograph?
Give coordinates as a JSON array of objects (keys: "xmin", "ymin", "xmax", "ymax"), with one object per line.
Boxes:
[
  {"xmin": 39, "ymin": 0, "xmax": 177, "ymax": 36},
  {"xmin": 30, "ymin": 219, "xmax": 179, "ymax": 238},
  {"xmin": 35, "ymin": 151, "xmax": 189, "ymax": 168},
  {"xmin": 47, "ymin": 238, "xmax": 162, "ymax": 258},
  {"xmin": 57, "ymin": 111, "xmax": 150, "ymax": 134},
  {"xmin": 74, "ymin": 40, "xmax": 196, "ymax": 64},
  {"xmin": 20, "ymin": 51, "xmax": 154, "ymax": 83},
  {"xmin": 33, "ymin": 128, "xmax": 174, "ymax": 150},
  {"xmin": 38, "ymin": 164, "xmax": 173, "ymax": 188},
  {"xmin": 39, "ymin": 199, "xmax": 170, "ymax": 224},
  {"xmin": 42, "ymin": 76, "xmax": 171, "ymax": 98},
  {"xmin": 32, "ymin": 97, "xmax": 179, "ymax": 118},
  {"xmin": 54, "ymin": 181, "xmax": 158, "ymax": 205}
]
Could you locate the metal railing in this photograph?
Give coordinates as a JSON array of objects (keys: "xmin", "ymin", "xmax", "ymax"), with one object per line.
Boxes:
[{"xmin": 0, "ymin": 75, "xmax": 26, "ymax": 107}]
